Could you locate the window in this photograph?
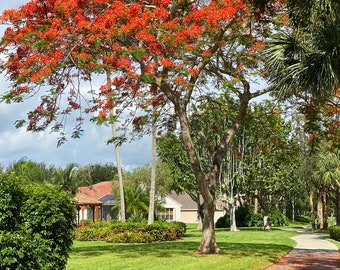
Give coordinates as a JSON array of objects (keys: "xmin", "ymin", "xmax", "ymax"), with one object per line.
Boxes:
[{"xmin": 157, "ymin": 208, "xmax": 174, "ymax": 221}]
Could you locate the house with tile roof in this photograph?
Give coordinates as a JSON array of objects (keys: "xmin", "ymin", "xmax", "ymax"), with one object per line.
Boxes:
[
  {"xmin": 76, "ymin": 181, "xmax": 225, "ymax": 224},
  {"xmin": 77, "ymin": 181, "xmax": 116, "ymax": 221}
]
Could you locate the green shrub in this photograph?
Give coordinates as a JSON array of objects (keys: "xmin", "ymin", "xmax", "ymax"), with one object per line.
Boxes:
[
  {"xmin": 76, "ymin": 221, "xmax": 186, "ymax": 243},
  {"xmin": 0, "ymin": 173, "xmax": 76, "ymax": 270},
  {"xmin": 215, "ymin": 206, "xmax": 261, "ymax": 228},
  {"xmin": 295, "ymin": 215, "xmax": 311, "ymax": 223},
  {"xmin": 247, "ymin": 211, "xmax": 263, "ymax": 227},
  {"xmin": 76, "ymin": 226, "xmax": 111, "ymax": 241},
  {"xmin": 269, "ymin": 210, "xmax": 289, "ymax": 227},
  {"xmin": 106, "ymin": 232, "xmax": 154, "ymax": 243},
  {"xmin": 0, "ymin": 174, "xmax": 26, "ymax": 231},
  {"xmin": 215, "ymin": 206, "xmax": 289, "ymax": 228},
  {"xmin": 0, "ymin": 231, "xmax": 47, "ymax": 270},
  {"xmin": 329, "ymin": 226, "xmax": 340, "ymax": 241},
  {"xmin": 21, "ymin": 184, "xmax": 76, "ymax": 269},
  {"xmin": 215, "ymin": 214, "xmax": 229, "ymax": 228}
]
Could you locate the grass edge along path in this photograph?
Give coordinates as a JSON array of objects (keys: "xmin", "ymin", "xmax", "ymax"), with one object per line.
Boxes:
[{"xmin": 67, "ymin": 225, "xmax": 299, "ymax": 270}]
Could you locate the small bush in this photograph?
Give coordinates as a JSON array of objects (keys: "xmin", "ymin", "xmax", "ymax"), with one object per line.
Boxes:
[
  {"xmin": 106, "ymin": 232, "xmax": 154, "ymax": 243},
  {"xmin": 76, "ymin": 221, "xmax": 186, "ymax": 243},
  {"xmin": 269, "ymin": 210, "xmax": 289, "ymax": 227},
  {"xmin": 215, "ymin": 214, "xmax": 230, "ymax": 228},
  {"xmin": 247, "ymin": 211, "xmax": 263, "ymax": 227},
  {"xmin": 295, "ymin": 215, "xmax": 311, "ymax": 223},
  {"xmin": 329, "ymin": 226, "xmax": 340, "ymax": 241}
]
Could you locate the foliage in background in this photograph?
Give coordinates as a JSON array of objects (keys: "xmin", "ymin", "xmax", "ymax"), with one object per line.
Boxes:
[
  {"xmin": 84, "ymin": 163, "xmax": 118, "ymax": 184},
  {"xmin": 118, "ymin": 162, "xmax": 172, "ymax": 197},
  {"xmin": 112, "ymin": 184, "xmax": 165, "ymax": 222},
  {"xmin": 6, "ymin": 158, "xmax": 55, "ymax": 183},
  {"xmin": 215, "ymin": 206, "xmax": 289, "ymax": 228}
]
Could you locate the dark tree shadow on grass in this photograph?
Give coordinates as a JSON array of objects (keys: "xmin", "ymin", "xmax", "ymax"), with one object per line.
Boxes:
[{"xmin": 71, "ymin": 240, "xmax": 292, "ymax": 263}]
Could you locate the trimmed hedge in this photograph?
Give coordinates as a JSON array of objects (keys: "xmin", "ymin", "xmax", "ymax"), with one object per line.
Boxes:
[
  {"xmin": 329, "ymin": 226, "xmax": 340, "ymax": 241},
  {"xmin": 76, "ymin": 221, "xmax": 186, "ymax": 243}
]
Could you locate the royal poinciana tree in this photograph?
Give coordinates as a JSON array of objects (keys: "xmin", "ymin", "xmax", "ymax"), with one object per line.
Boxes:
[{"xmin": 0, "ymin": 0, "xmax": 284, "ymax": 253}]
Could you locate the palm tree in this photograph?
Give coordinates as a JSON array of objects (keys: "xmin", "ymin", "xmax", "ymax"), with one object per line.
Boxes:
[
  {"xmin": 148, "ymin": 114, "xmax": 157, "ymax": 224},
  {"xmin": 264, "ymin": 0, "xmax": 340, "ymax": 229},
  {"xmin": 113, "ymin": 185, "xmax": 149, "ymax": 221},
  {"xmin": 264, "ymin": 0, "xmax": 340, "ymax": 102},
  {"xmin": 314, "ymin": 144, "xmax": 340, "ymax": 226},
  {"xmin": 52, "ymin": 163, "xmax": 81, "ymax": 195},
  {"xmin": 113, "ymin": 184, "xmax": 165, "ymax": 222}
]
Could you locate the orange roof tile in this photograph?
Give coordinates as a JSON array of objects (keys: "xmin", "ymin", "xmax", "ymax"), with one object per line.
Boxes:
[
  {"xmin": 75, "ymin": 193, "xmax": 103, "ymax": 205},
  {"xmin": 77, "ymin": 181, "xmax": 113, "ymax": 200}
]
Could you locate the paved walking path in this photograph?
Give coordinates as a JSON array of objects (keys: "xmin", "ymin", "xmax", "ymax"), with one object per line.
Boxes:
[{"xmin": 266, "ymin": 231, "xmax": 340, "ymax": 269}]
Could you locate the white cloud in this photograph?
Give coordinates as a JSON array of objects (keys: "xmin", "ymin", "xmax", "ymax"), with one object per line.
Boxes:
[{"xmin": 0, "ymin": 1, "xmax": 152, "ymax": 170}]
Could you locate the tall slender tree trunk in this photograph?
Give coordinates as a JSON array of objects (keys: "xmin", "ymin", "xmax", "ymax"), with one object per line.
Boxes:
[
  {"xmin": 254, "ymin": 189, "xmax": 259, "ymax": 214},
  {"xmin": 230, "ymin": 200, "xmax": 238, "ymax": 232},
  {"xmin": 229, "ymin": 182, "xmax": 238, "ymax": 232},
  {"xmin": 106, "ymin": 71, "xmax": 125, "ymax": 222},
  {"xmin": 148, "ymin": 115, "xmax": 157, "ymax": 224},
  {"xmin": 110, "ymin": 115, "xmax": 126, "ymax": 222},
  {"xmin": 291, "ymin": 196, "xmax": 295, "ymax": 222}
]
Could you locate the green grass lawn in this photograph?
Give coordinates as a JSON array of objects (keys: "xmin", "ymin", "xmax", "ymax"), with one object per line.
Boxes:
[{"xmin": 66, "ymin": 225, "xmax": 299, "ymax": 270}]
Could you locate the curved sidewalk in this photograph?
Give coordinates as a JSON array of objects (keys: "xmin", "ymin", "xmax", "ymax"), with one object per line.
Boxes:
[{"xmin": 266, "ymin": 232, "xmax": 340, "ymax": 269}]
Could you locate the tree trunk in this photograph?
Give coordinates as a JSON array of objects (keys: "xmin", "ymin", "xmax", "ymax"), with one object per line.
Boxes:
[
  {"xmin": 196, "ymin": 195, "xmax": 202, "ymax": 230},
  {"xmin": 323, "ymin": 191, "xmax": 328, "ymax": 230},
  {"xmin": 176, "ymin": 106, "xmax": 223, "ymax": 253},
  {"xmin": 111, "ymin": 120, "xmax": 126, "ymax": 222},
  {"xmin": 335, "ymin": 189, "xmax": 340, "ymax": 226},
  {"xmin": 169, "ymin": 85, "xmax": 250, "ymax": 254},
  {"xmin": 263, "ymin": 214, "xmax": 270, "ymax": 231},
  {"xmin": 197, "ymin": 200, "xmax": 222, "ymax": 254},
  {"xmin": 107, "ymin": 71, "xmax": 125, "ymax": 222},
  {"xmin": 254, "ymin": 189, "xmax": 259, "ymax": 214},
  {"xmin": 291, "ymin": 197, "xmax": 295, "ymax": 223},
  {"xmin": 148, "ymin": 116, "xmax": 157, "ymax": 225},
  {"xmin": 317, "ymin": 191, "xmax": 324, "ymax": 229},
  {"xmin": 263, "ymin": 206, "xmax": 270, "ymax": 231},
  {"xmin": 229, "ymin": 184, "xmax": 238, "ymax": 232},
  {"xmin": 257, "ymin": 194, "xmax": 270, "ymax": 231},
  {"xmin": 230, "ymin": 201, "xmax": 238, "ymax": 232},
  {"xmin": 308, "ymin": 187, "xmax": 316, "ymax": 229}
]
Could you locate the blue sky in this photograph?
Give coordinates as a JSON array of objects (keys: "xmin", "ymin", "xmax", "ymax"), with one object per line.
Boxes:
[{"xmin": 0, "ymin": 0, "xmax": 152, "ymax": 170}]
